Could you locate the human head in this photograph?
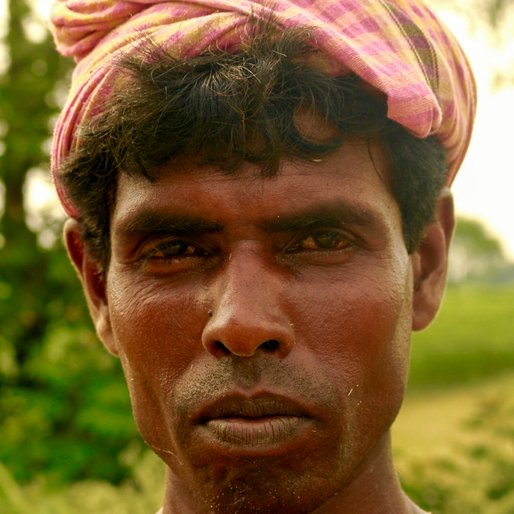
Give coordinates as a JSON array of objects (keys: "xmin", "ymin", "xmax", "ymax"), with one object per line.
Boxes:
[{"xmin": 50, "ymin": 1, "xmax": 476, "ymax": 513}]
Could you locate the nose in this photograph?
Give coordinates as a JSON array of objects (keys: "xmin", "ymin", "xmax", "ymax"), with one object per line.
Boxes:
[{"xmin": 202, "ymin": 249, "xmax": 294, "ymax": 359}]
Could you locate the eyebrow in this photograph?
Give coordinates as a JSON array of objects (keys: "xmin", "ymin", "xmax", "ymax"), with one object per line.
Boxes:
[
  {"xmin": 116, "ymin": 210, "xmax": 223, "ymax": 241},
  {"xmin": 260, "ymin": 201, "xmax": 383, "ymax": 233},
  {"xmin": 115, "ymin": 200, "xmax": 385, "ymax": 243}
]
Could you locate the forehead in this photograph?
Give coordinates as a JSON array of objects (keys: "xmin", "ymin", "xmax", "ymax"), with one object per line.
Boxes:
[{"xmin": 112, "ymin": 139, "xmax": 399, "ymax": 232}]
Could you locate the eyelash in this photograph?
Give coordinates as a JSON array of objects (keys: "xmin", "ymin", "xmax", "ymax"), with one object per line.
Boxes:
[
  {"xmin": 142, "ymin": 239, "xmax": 210, "ymax": 261},
  {"xmin": 285, "ymin": 228, "xmax": 353, "ymax": 253},
  {"xmin": 138, "ymin": 227, "xmax": 353, "ymax": 269}
]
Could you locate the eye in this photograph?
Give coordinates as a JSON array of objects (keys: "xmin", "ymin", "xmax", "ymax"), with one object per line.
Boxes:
[
  {"xmin": 142, "ymin": 239, "xmax": 209, "ymax": 261},
  {"xmin": 287, "ymin": 228, "xmax": 351, "ymax": 253},
  {"xmin": 301, "ymin": 230, "xmax": 349, "ymax": 250}
]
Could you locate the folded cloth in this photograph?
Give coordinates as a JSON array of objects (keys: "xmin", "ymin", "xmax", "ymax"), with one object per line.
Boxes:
[{"xmin": 50, "ymin": 0, "xmax": 476, "ymax": 218}]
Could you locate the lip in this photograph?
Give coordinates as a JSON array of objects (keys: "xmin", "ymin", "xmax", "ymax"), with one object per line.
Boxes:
[{"xmin": 192, "ymin": 393, "xmax": 313, "ymax": 451}]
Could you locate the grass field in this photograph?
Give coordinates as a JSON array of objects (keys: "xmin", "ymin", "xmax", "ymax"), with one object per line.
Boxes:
[
  {"xmin": 1, "ymin": 284, "xmax": 513, "ymax": 513},
  {"xmin": 408, "ymin": 284, "xmax": 514, "ymax": 389},
  {"xmin": 394, "ymin": 282, "xmax": 514, "ymax": 461},
  {"xmin": 394, "ymin": 372, "xmax": 514, "ymax": 464}
]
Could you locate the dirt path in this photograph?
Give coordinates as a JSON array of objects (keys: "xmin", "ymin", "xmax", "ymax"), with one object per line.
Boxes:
[{"xmin": 392, "ymin": 373, "xmax": 514, "ymax": 461}]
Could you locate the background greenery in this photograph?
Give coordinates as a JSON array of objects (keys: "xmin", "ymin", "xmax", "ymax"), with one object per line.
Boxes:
[{"xmin": 1, "ymin": 1, "xmax": 513, "ymax": 513}]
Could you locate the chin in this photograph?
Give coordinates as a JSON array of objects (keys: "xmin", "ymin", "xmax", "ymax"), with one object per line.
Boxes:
[{"xmin": 196, "ymin": 469, "xmax": 335, "ymax": 514}]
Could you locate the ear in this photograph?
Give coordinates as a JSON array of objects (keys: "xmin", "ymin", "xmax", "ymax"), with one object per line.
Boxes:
[
  {"xmin": 63, "ymin": 219, "xmax": 119, "ymax": 356},
  {"xmin": 411, "ymin": 188, "xmax": 455, "ymax": 331}
]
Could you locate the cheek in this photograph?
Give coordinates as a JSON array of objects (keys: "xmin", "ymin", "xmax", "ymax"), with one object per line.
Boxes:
[
  {"xmin": 287, "ymin": 263, "xmax": 413, "ymax": 464},
  {"xmin": 108, "ymin": 276, "xmax": 205, "ymax": 369},
  {"xmin": 290, "ymin": 262, "xmax": 413, "ymax": 406},
  {"xmin": 106, "ymin": 275, "xmax": 207, "ymax": 451}
]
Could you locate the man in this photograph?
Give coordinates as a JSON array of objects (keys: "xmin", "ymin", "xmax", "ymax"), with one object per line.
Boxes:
[{"xmin": 49, "ymin": 1, "xmax": 476, "ymax": 512}]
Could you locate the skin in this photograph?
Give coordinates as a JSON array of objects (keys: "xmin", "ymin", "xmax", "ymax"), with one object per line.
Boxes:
[{"xmin": 65, "ymin": 138, "xmax": 453, "ymax": 514}]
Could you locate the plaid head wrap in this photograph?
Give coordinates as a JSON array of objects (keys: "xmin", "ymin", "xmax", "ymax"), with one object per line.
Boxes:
[{"xmin": 50, "ymin": 0, "xmax": 476, "ymax": 218}]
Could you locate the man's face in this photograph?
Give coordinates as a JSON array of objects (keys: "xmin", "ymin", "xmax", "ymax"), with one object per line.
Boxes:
[{"xmin": 90, "ymin": 140, "xmax": 417, "ymax": 512}]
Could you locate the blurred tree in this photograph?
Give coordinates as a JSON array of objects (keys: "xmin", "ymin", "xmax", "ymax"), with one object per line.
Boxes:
[
  {"xmin": 433, "ymin": 0, "xmax": 514, "ymax": 87},
  {"xmin": 449, "ymin": 217, "xmax": 511, "ymax": 282},
  {"xmin": 485, "ymin": 0, "xmax": 513, "ymax": 27},
  {"xmin": 0, "ymin": 0, "xmax": 140, "ymax": 486}
]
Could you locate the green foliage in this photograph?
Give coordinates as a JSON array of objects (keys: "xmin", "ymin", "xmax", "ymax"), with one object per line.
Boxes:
[
  {"xmin": 0, "ymin": 236, "xmax": 142, "ymax": 484},
  {"xmin": 409, "ymin": 284, "xmax": 514, "ymax": 388},
  {"xmin": 400, "ymin": 391, "xmax": 514, "ymax": 514},
  {"xmin": 0, "ymin": 1, "xmax": 141, "ymax": 486},
  {"xmin": 448, "ymin": 217, "xmax": 511, "ymax": 283},
  {"xmin": 0, "ymin": 451, "xmax": 164, "ymax": 514},
  {"xmin": 455, "ymin": 218, "xmax": 504, "ymax": 255},
  {"xmin": 1, "ymin": 320, "xmax": 141, "ymax": 484}
]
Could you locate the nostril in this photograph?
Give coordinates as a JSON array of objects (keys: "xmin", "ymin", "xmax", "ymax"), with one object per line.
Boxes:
[
  {"xmin": 260, "ymin": 339, "xmax": 280, "ymax": 352},
  {"xmin": 213, "ymin": 341, "xmax": 231, "ymax": 356},
  {"xmin": 208, "ymin": 339, "xmax": 282, "ymax": 357}
]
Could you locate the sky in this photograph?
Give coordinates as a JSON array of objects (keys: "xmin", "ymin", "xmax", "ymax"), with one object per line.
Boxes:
[{"xmin": 2, "ymin": 0, "xmax": 514, "ymax": 259}]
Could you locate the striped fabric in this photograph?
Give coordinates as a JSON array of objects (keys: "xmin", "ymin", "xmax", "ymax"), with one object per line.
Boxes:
[{"xmin": 50, "ymin": 0, "xmax": 476, "ymax": 218}]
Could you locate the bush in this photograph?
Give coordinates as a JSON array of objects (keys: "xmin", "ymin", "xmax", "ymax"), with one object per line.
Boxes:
[
  {"xmin": 0, "ymin": 450, "xmax": 164, "ymax": 514},
  {"xmin": 399, "ymin": 391, "xmax": 514, "ymax": 514}
]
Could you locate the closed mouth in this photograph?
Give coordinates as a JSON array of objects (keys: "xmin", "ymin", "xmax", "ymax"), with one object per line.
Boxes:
[
  {"xmin": 196, "ymin": 395, "xmax": 309, "ymax": 422},
  {"xmin": 193, "ymin": 394, "xmax": 312, "ymax": 448}
]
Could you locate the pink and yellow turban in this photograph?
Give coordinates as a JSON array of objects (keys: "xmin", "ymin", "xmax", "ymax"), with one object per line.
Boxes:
[{"xmin": 50, "ymin": 0, "xmax": 476, "ymax": 218}]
